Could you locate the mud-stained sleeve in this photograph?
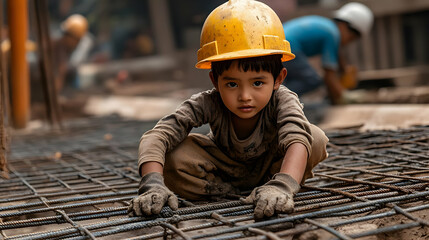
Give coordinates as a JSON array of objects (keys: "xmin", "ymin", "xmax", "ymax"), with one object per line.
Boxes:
[
  {"xmin": 137, "ymin": 90, "xmax": 216, "ymax": 174},
  {"xmin": 275, "ymin": 86, "xmax": 313, "ymax": 158}
]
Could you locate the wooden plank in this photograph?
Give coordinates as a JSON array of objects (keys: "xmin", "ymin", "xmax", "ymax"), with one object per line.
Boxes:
[{"xmin": 77, "ymin": 56, "xmax": 177, "ymax": 88}]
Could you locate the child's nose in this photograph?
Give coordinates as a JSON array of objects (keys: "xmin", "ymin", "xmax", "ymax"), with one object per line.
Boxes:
[{"xmin": 238, "ymin": 88, "xmax": 251, "ymax": 101}]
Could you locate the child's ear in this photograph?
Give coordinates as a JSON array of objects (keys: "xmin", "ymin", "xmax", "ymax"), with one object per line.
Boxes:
[
  {"xmin": 274, "ymin": 67, "xmax": 287, "ymax": 90},
  {"xmin": 209, "ymin": 71, "xmax": 219, "ymax": 90}
]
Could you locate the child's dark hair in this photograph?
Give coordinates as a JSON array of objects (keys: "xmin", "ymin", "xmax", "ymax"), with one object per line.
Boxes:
[{"xmin": 211, "ymin": 54, "xmax": 283, "ymax": 82}]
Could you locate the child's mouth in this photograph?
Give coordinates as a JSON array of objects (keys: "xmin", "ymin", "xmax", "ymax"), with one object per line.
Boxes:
[{"xmin": 238, "ymin": 106, "xmax": 254, "ymax": 112}]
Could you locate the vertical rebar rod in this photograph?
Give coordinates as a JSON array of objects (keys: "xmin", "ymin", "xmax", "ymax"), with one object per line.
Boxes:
[
  {"xmin": 0, "ymin": 0, "xmax": 9, "ymax": 179},
  {"xmin": 32, "ymin": 0, "xmax": 62, "ymax": 128}
]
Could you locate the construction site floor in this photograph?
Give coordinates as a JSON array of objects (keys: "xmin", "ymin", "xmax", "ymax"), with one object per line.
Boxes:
[{"xmin": 1, "ymin": 116, "xmax": 429, "ymax": 239}]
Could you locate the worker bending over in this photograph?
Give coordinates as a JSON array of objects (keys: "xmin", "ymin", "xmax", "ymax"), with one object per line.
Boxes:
[{"xmin": 282, "ymin": 2, "xmax": 374, "ymax": 104}]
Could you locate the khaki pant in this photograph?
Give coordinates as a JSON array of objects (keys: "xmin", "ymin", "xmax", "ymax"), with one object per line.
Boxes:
[{"xmin": 164, "ymin": 124, "xmax": 328, "ymax": 200}]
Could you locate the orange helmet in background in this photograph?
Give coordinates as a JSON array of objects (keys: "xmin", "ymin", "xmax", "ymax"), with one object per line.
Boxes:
[
  {"xmin": 196, "ymin": 0, "xmax": 295, "ymax": 69},
  {"xmin": 61, "ymin": 14, "xmax": 88, "ymax": 39}
]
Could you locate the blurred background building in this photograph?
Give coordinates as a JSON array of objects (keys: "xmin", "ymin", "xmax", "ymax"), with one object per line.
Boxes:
[{"xmin": 34, "ymin": 0, "xmax": 429, "ymax": 90}]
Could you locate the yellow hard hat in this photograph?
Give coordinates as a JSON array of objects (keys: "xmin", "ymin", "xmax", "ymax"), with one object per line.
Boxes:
[
  {"xmin": 196, "ymin": 0, "xmax": 295, "ymax": 69},
  {"xmin": 61, "ymin": 14, "xmax": 88, "ymax": 39}
]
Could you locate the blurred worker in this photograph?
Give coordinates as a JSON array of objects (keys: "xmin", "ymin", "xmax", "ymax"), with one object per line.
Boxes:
[
  {"xmin": 52, "ymin": 14, "xmax": 94, "ymax": 93},
  {"xmin": 282, "ymin": 2, "xmax": 374, "ymax": 104}
]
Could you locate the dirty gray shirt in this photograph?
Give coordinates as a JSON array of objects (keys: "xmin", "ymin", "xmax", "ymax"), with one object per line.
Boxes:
[{"xmin": 138, "ymin": 85, "xmax": 313, "ymax": 172}]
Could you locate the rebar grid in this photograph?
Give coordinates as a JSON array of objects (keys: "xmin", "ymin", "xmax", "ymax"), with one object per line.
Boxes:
[{"xmin": 1, "ymin": 117, "xmax": 428, "ymax": 240}]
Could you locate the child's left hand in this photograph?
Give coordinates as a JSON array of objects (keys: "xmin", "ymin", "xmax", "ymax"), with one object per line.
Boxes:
[{"xmin": 240, "ymin": 173, "xmax": 300, "ymax": 219}]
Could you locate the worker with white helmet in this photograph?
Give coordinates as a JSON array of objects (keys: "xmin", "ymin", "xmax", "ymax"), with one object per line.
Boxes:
[{"xmin": 282, "ymin": 2, "xmax": 374, "ymax": 104}]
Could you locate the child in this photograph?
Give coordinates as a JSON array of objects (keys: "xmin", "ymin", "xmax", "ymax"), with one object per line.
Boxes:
[{"xmin": 128, "ymin": 0, "xmax": 328, "ymax": 219}]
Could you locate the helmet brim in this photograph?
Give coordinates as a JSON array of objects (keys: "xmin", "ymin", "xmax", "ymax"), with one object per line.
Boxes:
[{"xmin": 195, "ymin": 49, "xmax": 295, "ymax": 69}]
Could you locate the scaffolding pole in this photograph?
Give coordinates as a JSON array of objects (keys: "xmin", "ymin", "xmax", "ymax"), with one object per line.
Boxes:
[{"xmin": 7, "ymin": 0, "xmax": 30, "ymax": 129}]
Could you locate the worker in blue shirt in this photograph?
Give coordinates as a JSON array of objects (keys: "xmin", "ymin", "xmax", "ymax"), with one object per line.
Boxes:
[{"xmin": 282, "ymin": 2, "xmax": 373, "ymax": 104}]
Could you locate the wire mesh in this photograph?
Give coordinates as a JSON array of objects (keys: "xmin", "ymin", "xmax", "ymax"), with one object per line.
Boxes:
[{"xmin": 1, "ymin": 117, "xmax": 428, "ymax": 240}]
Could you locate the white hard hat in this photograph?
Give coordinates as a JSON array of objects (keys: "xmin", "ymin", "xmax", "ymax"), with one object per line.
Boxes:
[{"xmin": 334, "ymin": 2, "xmax": 374, "ymax": 36}]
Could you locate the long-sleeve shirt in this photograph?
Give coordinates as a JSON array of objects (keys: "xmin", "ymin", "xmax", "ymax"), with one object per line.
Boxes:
[{"xmin": 138, "ymin": 85, "xmax": 313, "ymax": 173}]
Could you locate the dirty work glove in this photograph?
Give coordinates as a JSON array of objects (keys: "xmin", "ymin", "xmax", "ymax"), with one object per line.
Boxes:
[
  {"xmin": 128, "ymin": 172, "xmax": 178, "ymax": 216},
  {"xmin": 240, "ymin": 173, "xmax": 300, "ymax": 219}
]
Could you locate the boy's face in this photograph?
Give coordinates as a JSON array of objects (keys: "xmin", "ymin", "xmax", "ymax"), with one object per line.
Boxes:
[{"xmin": 210, "ymin": 61, "xmax": 286, "ymax": 120}]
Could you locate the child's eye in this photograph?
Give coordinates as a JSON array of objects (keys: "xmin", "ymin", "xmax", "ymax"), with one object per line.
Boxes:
[
  {"xmin": 253, "ymin": 81, "xmax": 263, "ymax": 87},
  {"xmin": 226, "ymin": 82, "xmax": 238, "ymax": 88}
]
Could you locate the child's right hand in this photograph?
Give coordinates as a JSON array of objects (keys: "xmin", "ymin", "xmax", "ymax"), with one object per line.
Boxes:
[{"xmin": 128, "ymin": 172, "xmax": 178, "ymax": 216}]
